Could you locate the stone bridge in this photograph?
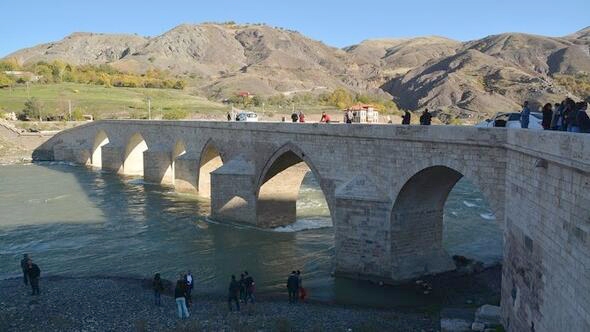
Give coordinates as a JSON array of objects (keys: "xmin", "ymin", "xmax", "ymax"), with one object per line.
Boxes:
[{"xmin": 34, "ymin": 120, "xmax": 590, "ymax": 332}]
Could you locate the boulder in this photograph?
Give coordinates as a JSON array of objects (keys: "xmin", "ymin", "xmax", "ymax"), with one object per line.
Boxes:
[
  {"xmin": 475, "ymin": 304, "xmax": 501, "ymax": 325},
  {"xmin": 441, "ymin": 318, "xmax": 472, "ymax": 332},
  {"xmin": 471, "ymin": 322, "xmax": 485, "ymax": 331}
]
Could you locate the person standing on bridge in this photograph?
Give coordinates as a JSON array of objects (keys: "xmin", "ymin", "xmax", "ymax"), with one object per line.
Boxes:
[
  {"xmin": 402, "ymin": 110, "xmax": 411, "ymax": 125},
  {"xmin": 291, "ymin": 112, "xmax": 299, "ymax": 122},
  {"xmin": 520, "ymin": 101, "xmax": 530, "ymax": 129},
  {"xmin": 419, "ymin": 109, "xmax": 432, "ymax": 125},
  {"xmin": 541, "ymin": 103, "xmax": 553, "ymax": 130},
  {"xmin": 320, "ymin": 112, "xmax": 331, "ymax": 123},
  {"xmin": 298, "ymin": 111, "xmax": 305, "ymax": 123}
]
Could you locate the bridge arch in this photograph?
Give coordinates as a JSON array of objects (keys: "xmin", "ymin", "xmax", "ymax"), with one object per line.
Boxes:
[
  {"xmin": 90, "ymin": 129, "xmax": 109, "ymax": 168},
  {"xmin": 197, "ymin": 139, "xmax": 224, "ymax": 198},
  {"xmin": 123, "ymin": 132, "xmax": 148, "ymax": 176},
  {"xmin": 390, "ymin": 163, "xmax": 503, "ymax": 280},
  {"xmin": 255, "ymin": 142, "xmax": 333, "ymax": 228}
]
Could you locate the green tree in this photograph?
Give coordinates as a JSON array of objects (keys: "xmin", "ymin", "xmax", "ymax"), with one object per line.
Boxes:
[
  {"xmin": 0, "ymin": 72, "xmax": 14, "ymax": 86},
  {"xmin": 327, "ymin": 88, "xmax": 353, "ymax": 109},
  {"xmin": 22, "ymin": 97, "xmax": 44, "ymax": 120},
  {"xmin": 162, "ymin": 108, "xmax": 188, "ymax": 120},
  {"xmin": 0, "ymin": 58, "xmax": 21, "ymax": 71}
]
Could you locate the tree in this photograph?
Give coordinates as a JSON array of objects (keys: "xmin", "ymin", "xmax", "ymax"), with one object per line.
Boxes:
[
  {"xmin": 0, "ymin": 58, "xmax": 21, "ymax": 71},
  {"xmin": 22, "ymin": 97, "xmax": 44, "ymax": 120},
  {"xmin": 0, "ymin": 72, "xmax": 14, "ymax": 86},
  {"xmin": 327, "ymin": 88, "xmax": 353, "ymax": 109}
]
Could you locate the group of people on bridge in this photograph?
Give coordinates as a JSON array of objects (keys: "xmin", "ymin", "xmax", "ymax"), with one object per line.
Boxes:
[{"xmin": 523, "ymin": 99, "xmax": 590, "ymax": 132}]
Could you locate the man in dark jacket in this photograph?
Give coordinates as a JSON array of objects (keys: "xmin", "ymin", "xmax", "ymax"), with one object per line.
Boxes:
[
  {"xmin": 402, "ymin": 111, "xmax": 411, "ymax": 125},
  {"xmin": 228, "ymin": 275, "xmax": 240, "ymax": 311},
  {"xmin": 20, "ymin": 254, "xmax": 29, "ymax": 285},
  {"xmin": 287, "ymin": 271, "xmax": 299, "ymax": 303},
  {"xmin": 26, "ymin": 259, "xmax": 40, "ymax": 295},
  {"xmin": 419, "ymin": 109, "xmax": 432, "ymax": 125}
]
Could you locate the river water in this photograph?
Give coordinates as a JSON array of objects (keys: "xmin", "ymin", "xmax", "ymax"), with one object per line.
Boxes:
[{"xmin": 0, "ymin": 163, "xmax": 502, "ymax": 307}]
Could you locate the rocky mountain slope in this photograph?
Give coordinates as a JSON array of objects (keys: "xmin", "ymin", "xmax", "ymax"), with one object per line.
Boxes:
[{"xmin": 5, "ymin": 24, "xmax": 590, "ymax": 121}]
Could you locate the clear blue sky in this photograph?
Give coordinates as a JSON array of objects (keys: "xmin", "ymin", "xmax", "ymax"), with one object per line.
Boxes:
[{"xmin": 1, "ymin": 0, "xmax": 588, "ymax": 57}]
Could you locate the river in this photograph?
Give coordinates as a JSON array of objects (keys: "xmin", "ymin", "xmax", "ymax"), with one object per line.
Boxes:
[{"xmin": 0, "ymin": 163, "xmax": 502, "ymax": 307}]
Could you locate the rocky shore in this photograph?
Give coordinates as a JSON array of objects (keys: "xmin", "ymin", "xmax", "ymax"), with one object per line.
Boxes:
[{"xmin": 0, "ymin": 276, "xmax": 441, "ymax": 332}]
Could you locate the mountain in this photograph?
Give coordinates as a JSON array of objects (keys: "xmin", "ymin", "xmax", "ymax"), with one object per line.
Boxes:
[{"xmin": 4, "ymin": 24, "xmax": 590, "ymax": 122}]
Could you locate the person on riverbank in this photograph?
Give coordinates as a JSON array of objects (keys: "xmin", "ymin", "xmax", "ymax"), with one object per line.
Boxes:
[
  {"xmin": 419, "ymin": 109, "xmax": 432, "ymax": 125},
  {"xmin": 239, "ymin": 273, "xmax": 246, "ymax": 302},
  {"xmin": 320, "ymin": 112, "xmax": 331, "ymax": 123},
  {"xmin": 298, "ymin": 111, "xmax": 305, "ymax": 123},
  {"xmin": 287, "ymin": 271, "xmax": 299, "ymax": 303},
  {"xmin": 174, "ymin": 278, "xmax": 190, "ymax": 319},
  {"xmin": 20, "ymin": 254, "xmax": 29, "ymax": 285},
  {"xmin": 402, "ymin": 111, "xmax": 411, "ymax": 125},
  {"xmin": 244, "ymin": 271, "xmax": 255, "ymax": 303},
  {"xmin": 542, "ymin": 103, "xmax": 553, "ymax": 130},
  {"xmin": 297, "ymin": 270, "xmax": 306, "ymax": 301},
  {"xmin": 26, "ymin": 259, "xmax": 40, "ymax": 295},
  {"xmin": 520, "ymin": 101, "xmax": 530, "ymax": 129},
  {"xmin": 153, "ymin": 273, "xmax": 164, "ymax": 306},
  {"xmin": 185, "ymin": 271, "xmax": 193, "ymax": 308},
  {"xmin": 228, "ymin": 275, "xmax": 240, "ymax": 312}
]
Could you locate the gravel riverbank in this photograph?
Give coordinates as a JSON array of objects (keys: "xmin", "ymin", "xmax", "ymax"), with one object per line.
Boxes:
[{"xmin": 0, "ymin": 276, "xmax": 441, "ymax": 331}]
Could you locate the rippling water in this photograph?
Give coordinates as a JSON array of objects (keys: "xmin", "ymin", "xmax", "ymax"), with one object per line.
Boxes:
[{"xmin": 0, "ymin": 163, "xmax": 502, "ymax": 306}]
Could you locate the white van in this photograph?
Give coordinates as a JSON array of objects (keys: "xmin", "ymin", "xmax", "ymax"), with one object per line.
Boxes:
[{"xmin": 236, "ymin": 112, "xmax": 258, "ymax": 122}]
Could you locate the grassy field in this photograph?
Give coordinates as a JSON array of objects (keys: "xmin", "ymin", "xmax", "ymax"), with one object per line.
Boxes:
[{"xmin": 0, "ymin": 83, "xmax": 229, "ymax": 120}]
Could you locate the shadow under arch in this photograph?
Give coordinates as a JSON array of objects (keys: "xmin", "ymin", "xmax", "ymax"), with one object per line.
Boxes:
[
  {"xmin": 197, "ymin": 139, "xmax": 224, "ymax": 198},
  {"xmin": 390, "ymin": 165, "xmax": 502, "ymax": 280},
  {"xmin": 123, "ymin": 132, "xmax": 148, "ymax": 176},
  {"xmin": 255, "ymin": 142, "xmax": 334, "ymax": 228},
  {"xmin": 90, "ymin": 130, "xmax": 110, "ymax": 168}
]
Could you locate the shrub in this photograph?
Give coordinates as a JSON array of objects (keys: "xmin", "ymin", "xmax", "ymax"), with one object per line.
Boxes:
[{"xmin": 162, "ymin": 108, "xmax": 188, "ymax": 120}]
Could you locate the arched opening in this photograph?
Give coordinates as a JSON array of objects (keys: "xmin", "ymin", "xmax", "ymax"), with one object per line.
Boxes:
[
  {"xmin": 198, "ymin": 143, "xmax": 223, "ymax": 198},
  {"xmin": 390, "ymin": 165, "xmax": 502, "ymax": 281},
  {"xmin": 256, "ymin": 148, "xmax": 331, "ymax": 228},
  {"xmin": 123, "ymin": 133, "xmax": 148, "ymax": 176},
  {"xmin": 90, "ymin": 130, "xmax": 109, "ymax": 168}
]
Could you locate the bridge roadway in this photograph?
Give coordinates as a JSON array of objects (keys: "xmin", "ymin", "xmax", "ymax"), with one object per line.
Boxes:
[{"xmin": 34, "ymin": 120, "xmax": 590, "ymax": 332}]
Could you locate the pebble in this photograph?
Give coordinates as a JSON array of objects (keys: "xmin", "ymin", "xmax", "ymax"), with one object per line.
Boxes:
[{"xmin": 0, "ymin": 276, "xmax": 439, "ymax": 331}]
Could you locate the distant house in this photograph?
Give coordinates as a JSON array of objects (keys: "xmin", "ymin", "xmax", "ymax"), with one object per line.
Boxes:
[
  {"xmin": 3, "ymin": 71, "xmax": 43, "ymax": 82},
  {"xmin": 344, "ymin": 104, "xmax": 379, "ymax": 123},
  {"xmin": 237, "ymin": 91, "xmax": 254, "ymax": 99}
]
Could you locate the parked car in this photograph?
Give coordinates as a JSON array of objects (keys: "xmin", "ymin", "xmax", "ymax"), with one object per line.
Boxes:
[
  {"xmin": 475, "ymin": 112, "xmax": 543, "ymax": 129},
  {"xmin": 235, "ymin": 112, "xmax": 258, "ymax": 122}
]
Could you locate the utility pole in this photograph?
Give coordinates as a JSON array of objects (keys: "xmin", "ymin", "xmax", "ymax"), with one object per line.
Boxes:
[{"xmin": 147, "ymin": 97, "xmax": 151, "ymax": 120}]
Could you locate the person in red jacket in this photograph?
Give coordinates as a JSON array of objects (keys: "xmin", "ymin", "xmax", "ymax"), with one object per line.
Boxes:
[{"xmin": 320, "ymin": 112, "xmax": 331, "ymax": 123}]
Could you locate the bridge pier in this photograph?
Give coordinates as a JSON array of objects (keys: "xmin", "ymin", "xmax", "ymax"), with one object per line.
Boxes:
[
  {"xmin": 174, "ymin": 154, "xmax": 199, "ymax": 193},
  {"xmin": 333, "ymin": 175, "xmax": 393, "ymax": 280},
  {"xmin": 100, "ymin": 144, "xmax": 124, "ymax": 173},
  {"xmin": 390, "ymin": 208, "xmax": 455, "ymax": 280},
  {"xmin": 210, "ymin": 156, "xmax": 257, "ymax": 224},
  {"xmin": 143, "ymin": 149, "xmax": 174, "ymax": 185}
]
